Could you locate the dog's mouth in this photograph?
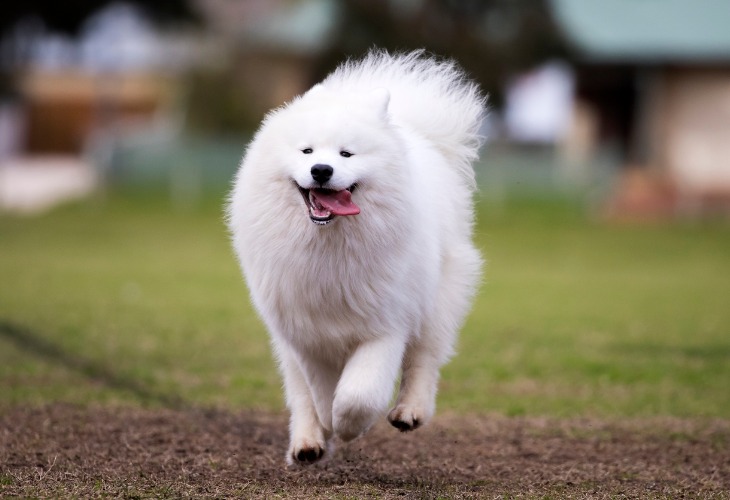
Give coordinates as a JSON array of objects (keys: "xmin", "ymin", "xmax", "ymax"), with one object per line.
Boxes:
[{"xmin": 297, "ymin": 184, "xmax": 360, "ymax": 225}]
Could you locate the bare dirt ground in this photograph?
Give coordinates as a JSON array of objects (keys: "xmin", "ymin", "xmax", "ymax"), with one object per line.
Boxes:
[{"xmin": 1, "ymin": 404, "xmax": 729, "ymax": 499}]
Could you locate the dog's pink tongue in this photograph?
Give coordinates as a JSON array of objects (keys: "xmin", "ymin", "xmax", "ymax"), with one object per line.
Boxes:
[{"xmin": 311, "ymin": 189, "xmax": 360, "ymax": 216}]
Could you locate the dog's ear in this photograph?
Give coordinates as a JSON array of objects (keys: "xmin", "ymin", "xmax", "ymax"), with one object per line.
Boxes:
[{"xmin": 366, "ymin": 88, "xmax": 390, "ymax": 120}]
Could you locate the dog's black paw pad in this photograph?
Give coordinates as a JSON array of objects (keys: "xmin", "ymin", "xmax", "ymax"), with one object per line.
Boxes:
[
  {"xmin": 295, "ymin": 446, "xmax": 324, "ymax": 463},
  {"xmin": 390, "ymin": 419, "xmax": 412, "ymax": 431},
  {"xmin": 390, "ymin": 417, "xmax": 420, "ymax": 432}
]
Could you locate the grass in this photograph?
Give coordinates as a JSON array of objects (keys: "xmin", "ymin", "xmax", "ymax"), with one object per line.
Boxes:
[
  {"xmin": 449, "ymin": 198, "xmax": 730, "ymax": 417},
  {"xmin": 1, "ymin": 190, "xmax": 729, "ymax": 417}
]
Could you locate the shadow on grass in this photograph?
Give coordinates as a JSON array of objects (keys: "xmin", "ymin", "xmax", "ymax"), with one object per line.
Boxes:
[{"xmin": 0, "ymin": 320, "xmax": 188, "ymax": 409}]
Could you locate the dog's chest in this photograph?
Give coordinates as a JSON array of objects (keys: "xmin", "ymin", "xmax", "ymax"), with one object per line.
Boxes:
[{"xmin": 264, "ymin": 237, "xmax": 400, "ymax": 344}]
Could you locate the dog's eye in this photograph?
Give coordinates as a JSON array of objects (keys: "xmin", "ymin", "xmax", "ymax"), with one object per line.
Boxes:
[
  {"xmin": 301, "ymin": 148, "xmax": 313, "ymax": 154},
  {"xmin": 340, "ymin": 150, "xmax": 353, "ymax": 158}
]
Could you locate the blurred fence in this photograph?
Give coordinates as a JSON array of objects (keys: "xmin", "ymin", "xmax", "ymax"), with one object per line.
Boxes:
[{"xmin": 99, "ymin": 132, "xmax": 620, "ymax": 209}]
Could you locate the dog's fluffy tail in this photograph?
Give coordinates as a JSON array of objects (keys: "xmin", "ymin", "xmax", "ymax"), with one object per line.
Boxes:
[{"xmin": 322, "ymin": 49, "xmax": 486, "ymax": 189}]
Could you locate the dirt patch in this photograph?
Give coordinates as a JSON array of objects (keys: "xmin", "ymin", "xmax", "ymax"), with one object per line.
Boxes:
[{"xmin": 1, "ymin": 404, "xmax": 728, "ymax": 498}]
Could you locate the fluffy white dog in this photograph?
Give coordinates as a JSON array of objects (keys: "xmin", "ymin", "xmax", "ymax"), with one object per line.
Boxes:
[{"xmin": 228, "ymin": 50, "xmax": 484, "ymax": 465}]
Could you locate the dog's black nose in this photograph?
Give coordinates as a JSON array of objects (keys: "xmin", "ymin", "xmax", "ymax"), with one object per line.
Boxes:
[{"xmin": 311, "ymin": 164, "xmax": 333, "ymax": 184}]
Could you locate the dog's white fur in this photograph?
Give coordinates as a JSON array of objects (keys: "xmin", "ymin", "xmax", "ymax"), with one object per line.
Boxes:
[{"xmin": 228, "ymin": 50, "xmax": 484, "ymax": 465}]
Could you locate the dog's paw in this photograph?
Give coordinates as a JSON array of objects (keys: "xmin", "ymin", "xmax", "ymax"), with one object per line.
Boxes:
[
  {"xmin": 332, "ymin": 401, "xmax": 377, "ymax": 442},
  {"xmin": 287, "ymin": 438, "xmax": 328, "ymax": 466},
  {"xmin": 387, "ymin": 404, "xmax": 429, "ymax": 432}
]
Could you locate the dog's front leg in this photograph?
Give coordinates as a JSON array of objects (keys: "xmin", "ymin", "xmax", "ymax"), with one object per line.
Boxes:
[
  {"xmin": 277, "ymin": 345, "xmax": 332, "ymax": 465},
  {"xmin": 332, "ymin": 335, "xmax": 406, "ymax": 441}
]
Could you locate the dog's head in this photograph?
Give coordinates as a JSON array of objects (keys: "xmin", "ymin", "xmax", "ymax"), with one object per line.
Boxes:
[{"xmin": 257, "ymin": 86, "xmax": 404, "ymax": 226}]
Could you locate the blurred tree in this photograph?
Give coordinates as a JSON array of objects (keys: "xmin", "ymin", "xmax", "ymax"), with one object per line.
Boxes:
[
  {"xmin": 0, "ymin": 0, "xmax": 197, "ymax": 34},
  {"xmin": 315, "ymin": 0, "xmax": 569, "ymax": 106}
]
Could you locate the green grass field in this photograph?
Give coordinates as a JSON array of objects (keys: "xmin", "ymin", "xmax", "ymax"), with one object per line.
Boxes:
[{"xmin": 1, "ymin": 191, "xmax": 729, "ymax": 417}]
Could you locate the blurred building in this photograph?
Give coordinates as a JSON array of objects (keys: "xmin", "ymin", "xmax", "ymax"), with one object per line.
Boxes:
[
  {"xmin": 0, "ymin": 2, "xmax": 206, "ymax": 212},
  {"xmin": 551, "ymin": 0, "xmax": 730, "ymax": 217},
  {"xmin": 19, "ymin": 3, "xmax": 179, "ymax": 154}
]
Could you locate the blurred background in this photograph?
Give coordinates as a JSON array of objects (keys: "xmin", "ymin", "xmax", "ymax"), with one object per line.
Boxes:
[
  {"xmin": 1, "ymin": 0, "xmax": 729, "ymax": 215},
  {"xmin": 0, "ymin": 0, "xmax": 729, "ymax": 417}
]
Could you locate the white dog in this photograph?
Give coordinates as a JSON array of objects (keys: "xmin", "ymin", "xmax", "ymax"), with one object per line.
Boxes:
[{"xmin": 228, "ymin": 50, "xmax": 484, "ymax": 465}]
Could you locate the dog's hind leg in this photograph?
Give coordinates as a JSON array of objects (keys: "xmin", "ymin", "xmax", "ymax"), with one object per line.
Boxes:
[
  {"xmin": 387, "ymin": 338, "xmax": 443, "ymax": 431},
  {"xmin": 389, "ymin": 244, "xmax": 480, "ymax": 431}
]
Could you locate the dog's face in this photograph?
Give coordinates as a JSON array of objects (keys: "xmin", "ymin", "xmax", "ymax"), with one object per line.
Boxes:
[{"xmin": 261, "ymin": 87, "xmax": 402, "ymax": 225}]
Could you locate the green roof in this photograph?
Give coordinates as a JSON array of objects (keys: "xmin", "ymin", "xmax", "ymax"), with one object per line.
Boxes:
[{"xmin": 550, "ymin": 0, "xmax": 730, "ymax": 62}]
